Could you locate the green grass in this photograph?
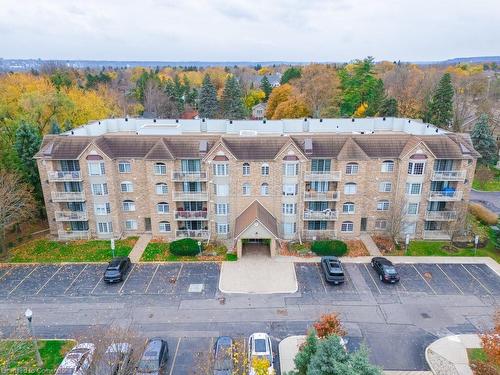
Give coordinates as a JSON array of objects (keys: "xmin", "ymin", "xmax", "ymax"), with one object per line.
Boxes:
[
  {"xmin": 7, "ymin": 237, "xmax": 138, "ymax": 263},
  {"xmin": 225, "ymin": 253, "xmax": 238, "ymax": 261},
  {"xmin": 467, "ymin": 348, "xmax": 488, "ymax": 363},
  {"xmin": 0, "ymin": 339, "xmax": 74, "ymax": 374},
  {"xmin": 473, "ymin": 165, "xmax": 500, "ymax": 191},
  {"xmin": 141, "ymin": 241, "xmax": 230, "ymax": 261}
]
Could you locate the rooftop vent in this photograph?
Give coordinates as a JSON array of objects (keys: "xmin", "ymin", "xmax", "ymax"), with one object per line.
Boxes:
[
  {"xmin": 199, "ymin": 140, "xmax": 208, "ymax": 155},
  {"xmin": 304, "ymin": 138, "xmax": 313, "ymax": 155}
]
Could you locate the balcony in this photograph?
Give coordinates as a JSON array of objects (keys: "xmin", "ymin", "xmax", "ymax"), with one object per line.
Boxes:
[
  {"xmin": 174, "ymin": 211, "xmax": 208, "ymax": 220},
  {"xmin": 55, "ymin": 211, "xmax": 88, "ymax": 221},
  {"xmin": 172, "ymin": 171, "xmax": 208, "ymax": 181},
  {"xmin": 428, "ymin": 190, "xmax": 463, "ymax": 201},
  {"xmin": 47, "ymin": 170, "xmax": 82, "ymax": 182},
  {"xmin": 425, "ymin": 210, "xmax": 458, "ymax": 221},
  {"xmin": 431, "ymin": 170, "xmax": 466, "ymax": 181},
  {"xmin": 58, "ymin": 230, "xmax": 90, "ymax": 240},
  {"xmin": 423, "ymin": 230, "xmax": 452, "ymax": 240},
  {"xmin": 303, "ymin": 210, "xmax": 338, "ymax": 221},
  {"xmin": 51, "ymin": 191, "xmax": 86, "ymax": 202},
  {"xmin": 176, "ymin": 230, "xmax": 210, "ymax": 239},
  {"xmin": 172, "ymin": 191, "xmax": 208, "ymax": 201},
  {"xmin": 304, "ymin": 171, "xmax": 341, "ymax": 181},
  {"xmin": 302, "ymin": 229, "xmax": 337, "ymax": 241},
  {"xmin": 304, "ymin": 191, "xmax": 339, "ymax": 201}
]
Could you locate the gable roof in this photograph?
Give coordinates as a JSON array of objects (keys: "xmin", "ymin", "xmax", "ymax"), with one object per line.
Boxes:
[
  {"xmin": 337, "ymin": 138, "xmax": 370, "ymax": 160},
  {"xmin": 234, "ymin": 201, "xmax": 279, "ymax": 239},
  {"xmin": 145, "ymin": 138, "xmax": 174, "ymax": 160}
]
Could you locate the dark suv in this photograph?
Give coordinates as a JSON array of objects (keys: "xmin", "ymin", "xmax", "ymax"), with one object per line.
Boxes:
[
  {"xmin": 321, "ymin": 256, "xmax": 345, "ymax": 284},
  {"xmin": 103, "ymin": 257, "xmax": 131, "ymax": 283},
  {"xmin": 136, "ymin": 338, "xmax": 169, "ymax": 375},
  {"xmin": 371, "ymin": 257, "xmax": 400, "ymax": 283}
]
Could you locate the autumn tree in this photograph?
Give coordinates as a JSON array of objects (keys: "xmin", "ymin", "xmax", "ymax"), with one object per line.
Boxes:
[
  {"xmin": 199, "ymin": 74, "xmax": 219, "ymax": 118},
  {"xmin": 475, "ymin": 165, "xmax": 494, "ymax": 190},
  {"xmin": 451, "ymin": 72, "xmax": 487, "ymax": 132},
  {"xmin": 272, "ymin": 96, "xmax": 311, "ymax": 119},
  {"xmin": 260, "ymin": 76, "xmax": 272, "ymax": 101},
  {"xmin": 425, "ymin": 72, "xmax": 454, "ymax": 128},
  {"xmin": 280, "ymin": 67, "xmax": 302, "ymax": 84},
  {"xmin": 471, "ymin": 114, "xmax": 498, "ymax": 166},
  {"xmin": 379, "ymin": 97, "xmax": 398, "ymax": 117},
  {"xmin": 14, "ymin": 122, "xmax": 43, "ymax": 201},
  {"xmin": 313, "ymin": 313, "xmax": 347, "ymax": 339},
  {"xmin": 478, "ymin": 313, "xmax": 500, "ymax": 371},
  {"xmin": 143, "ymin": 79, "xmax": 178, "ymax": 118},
  {"xmin": 220, "ymin": 75, "xmax": 246, "ymax": 119},
  {"xmin": 244, "ymin": 89, "xmax": 265, "ymax": 111},
  {"xmin": 265, "ymin": 84, "xmax": 293, "ymax": 118}
]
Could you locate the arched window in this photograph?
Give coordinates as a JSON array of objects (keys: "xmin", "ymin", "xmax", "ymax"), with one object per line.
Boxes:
[
  {"xmin": 157, "ymin": 202, "xmax": 169, "ymax": 214},
  {"xmin": 242, "ymin": 162, "xmax": 250, "ymax": 176},
  {"xmin": 345, "ymin": 162, "xmax": 359, "ymax": 175},
  {"xmin": 342, "ymin": 202, "xmax": 355, "ymax": 214},
  {"xmin": 154, "ymin": 162, "xmax": 167, "ymax": 175},
  {"xmin": 381, "ymin": 160, "xmax": 394, "ymax": 173},
  {"xmin": 344, "ymin": 182, "xmax": 357, "ymax": 195},
  {"xmin": 261, "ymin": 163, "xmax": 270, "ymax": 176},
  {"xmin": 159, "ymin": 221, "xmax": 171, "ymax": 232},
  {"xmin": 377, "ymin": 200, "xmax": 390, "ymax": 211},
  {"xmin": 120, "ymin": 181, "xmax": 133, "ymax": 193},
  {"xmin": 260, "ymin": 183, "xmax": 269, "ymax": 196},
  {"xmin": 242, "ymin": 183, "xmax": 251, "ymax": 196},
  {"xmin": 156, "ymin": 183, "xmax": 168, "ymax": 195},
  {"xmin": 122, "ymin": 200, "xmax": 135, "ymax": 212},
  {"xmin": 341, "ymin": 221, "xmax": 354, "ymax": 232}
]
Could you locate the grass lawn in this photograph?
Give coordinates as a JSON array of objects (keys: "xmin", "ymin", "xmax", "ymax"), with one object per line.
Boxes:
[
  {"xmin": 141, "ymin": 241, "xmax": 235, "ymax": 261},
  {"xmin": 0, "ymin": 339, "xmax": 74, "ymax": 374},
  {"xmin": 467, "ymin": 348, "xmax": 500, "ymax": 372},
  {"xmin": 7, "ymin": 237, "xmax": 138, "ymax": 263},
  {"xmin": 473, "ymin": 165, "xmax": 500, "ymax": 191}
]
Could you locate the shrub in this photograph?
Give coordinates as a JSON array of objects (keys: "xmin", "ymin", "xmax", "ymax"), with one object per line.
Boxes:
[
  {"xmin": 169, "ymin": 238, "xmax": 201, "ymax": 256},
  {"xmin": 310, "ymin": 240, "xmax": 348, "ymax": 256},
  {"xmin": 469, "ymin": 203, "xmax": 498, "ymax": 225}
]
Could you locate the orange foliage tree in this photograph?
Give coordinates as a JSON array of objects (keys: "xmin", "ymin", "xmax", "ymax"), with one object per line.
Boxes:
[{"xmin": 312, "ymin": 313, "xmax": 347, "ymax": 339}]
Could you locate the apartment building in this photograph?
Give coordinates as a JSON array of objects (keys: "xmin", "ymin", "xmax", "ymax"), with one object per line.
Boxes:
[{"xmin": 35, "ymin": 117, "xmax": 479, "ymax": 256}]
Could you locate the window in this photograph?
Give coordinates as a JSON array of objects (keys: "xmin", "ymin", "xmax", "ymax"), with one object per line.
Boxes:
[
  {"xmin": 308, "ymin": 202, "xmax": 327, "ymax": 211},
  {"xmin": 345, "ymin": 163, "xmax": 359, "ymax": 175},
  {"xmin": 311, "ymin": 159, "xmax": 331, "ymax": 172},
  {"xmin": 216, "ymin": 223, "xmax": 229, "ymax": 234},
  {"xmin": 159, "ymin": 221, "xmax": 171, "ymax": 232},
  {"xmin": 213, "ymin": 163, "xmax": 229, "ymax": 176},
  {"xmin": 434, "ymin": 159, "xmax": 454, "ymax": 171},
  {"xmin": 154, "ymin": 162, "xmax": 167, "ymax": 175},
  {"xmin": 181, "ymin": 159, "xmax": 201, "ymax": 172},
  {"xmin": 283, "ymin": 222, "xmax": 297, "ymax": 234},
  {"xmin": 408, "ymin": 161, "xmax": 425, "ymax": 175},
  {"xmin": 97, "ymin": 222, "xmax": 113, "ymax": 233},
  {"xmin": 341, "ymin": 221, "xmax": 354, "ymax": 232},
  {"xmin": 407, "ymin": 203, "xmax": 419, "ymax": 215},
  {"xmin": 344, "ymin": 183, "xmax": 357, "ymax": 195},
  {"xmin": 215, "ymin": 184, "xmax": 229, "ymax": 196},
  {"xmin": 260, "ymin": 183, "xmax": 269, "ymax": 196},
  {"xmin": 125, "ymin": 220, "xmax": 137, "ymax": 230},
  {"xmin": 156, "ymin": 183, "xmax": 168, "ymax": 195},
  {"xmin": 342, "ymin": 202, "xmax": 355, "ymax": 214},
  {"xmin": 242, "ymin": 162, "xmax": 250, "ymax": 176},
  {"xmin": 379, "ymin": 182, "xmax": 392, "ymax": 193},
  {"xmin": 282, "ymin": 203, "xmax": 297, "ymax": 215},
  {"xmin": 377, "ymin": 200, "xmax": 390, "ymax": 211},
  {"xmin": 215, "ymin": 203, "xmax": 228, "ymax": 215},
  {"xmin": 122, "ymin": 200, "xmax": 136, "ymax": 212},
  {"xmin": 242, "ymin": 183, "xmax": 251, "ymax": 196},
  {"xmin": 375, "ymin": 219, "xmax": 387, "ymax": 230},
  {"xmin": 88, "ymin": 161, "xmax": 105, "ymax": 176},
  {"xmin": 381, "ymin": 160, "xmax": 394, "ymax": 173},
  {"xmin": 157, "ymin": 202, "xmax": 169, "ymax": 214},
  {"xmin": 308, "ymin": 221, "xmax": 327, "ymax": 230},
  {"xmin": 118, "ymin": 161, "xmax": 131, "ymax": 173},
  {"xmin": 406, "ymin": 183, "xmax": 422, "ymax": 195},
  {"xmin": 121, "ymin": 181, "xmax": 133, "ymax": 193},
  {"xmin": 261, "ymin": 163, "xmax": 270, "ymax": 176},
  {"xmin": 91, "ymin": 183, "xmax": 108, "ymax": 196},
  {"xmin": 282, "ymin": 184, "xmax": 298, "ymax": 196},
  {"xmin": 309, "ymin": 181, "xmax": 329, "ymax": 192},
  {"xmin": 283, "ymin": 163, "xmax": 298, "ymax": 176},
  {"xmin": 94, "ymin": 203, "xmax": 111, "ymax": 215}
]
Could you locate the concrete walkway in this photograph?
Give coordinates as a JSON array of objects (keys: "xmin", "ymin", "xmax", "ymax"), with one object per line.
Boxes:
[
  {"xmin": 128, "ymin": 233, "xmax": 152, "ymax": 262},
  {"xmin": 425, "ymin": 334, "xmax": 481, "ymax": 375},
  {"xmin": 360, "ymin": 233, "xmax": 383, "ymax": 256}
]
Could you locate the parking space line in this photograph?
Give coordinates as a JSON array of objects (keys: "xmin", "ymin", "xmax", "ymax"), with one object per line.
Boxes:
[
  {"xmin": 169, "ymin": 337, "xmax": 181, "ymax": 375},
  {"xmin": 64, "ymin": 264, "xmax": 88, "ymax": 294},
  {"xmin": 461, "ymin": 264, "xmax": 492, "ymax": 295},
  {"xmin": 363, "ymin": 264, "xmax": 382, "ymax": 295},
  {"xmin": 118, "ymin": 264, "xmax": 136, "ymax": 294},
  {"xmin": 8, "ymin": 266, "xmax": 38, "ymax": 295},
  {"xmin": 436, "ymin": 264, "xmax": 464, "ymax": 295},
  {"xmin": 144, "ymin": 264, "xmax": 160, "ymax": 294},
  {"xmin": 412, "ymin": 265, "xmax": 436, "ymax": 295},
  {"xmin": 171, "ymin": 264, "xmax": 184, "ymax": 294},
  {"xmin": 315, "ymin": 263, "xmax": 328, "ymax": 294},
  {"xmin": 90, "ymin": 275, "xmax": 104, "ymax": 295},
  {"xmin": 35, "ymin": 266, "xmax": 62, "ymax": 295},
  {"xmin": 0, "ymin": 268, "xmax": 12, "ymax": 282}
]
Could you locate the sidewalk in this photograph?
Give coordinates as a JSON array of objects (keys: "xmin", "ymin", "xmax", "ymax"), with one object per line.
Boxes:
[
  {"xmin": 360, "ymin": 233, "xmax": 383, "ymax": 256},
  {"xmin": 425, "ymin": 334, "xmax": 481, "ymax": 375},
  {"xmin": 128, "ymin": 233, "xmax": 152, "ymax": 263}
]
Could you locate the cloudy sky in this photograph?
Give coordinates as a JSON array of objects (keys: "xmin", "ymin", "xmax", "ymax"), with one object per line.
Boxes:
[{"xmin": 0, "ymin": 0, "xmax": 498, "ymax": 62}]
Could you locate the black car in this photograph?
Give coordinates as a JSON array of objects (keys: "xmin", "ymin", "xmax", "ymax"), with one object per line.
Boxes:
[
  {"xmin": 371, "ymin": 257, "xmax": 400, "ymax": 283},
  {"xmin": 321, "ymin": 256, "xmax": 345, "ymax": 284},
  {"xmin": 103, "ymin": 257, "xmax": 131, "ymax": 283},
  {"xmin": 136, "ymin": 338, "xmax": 169, "ymax": 375},
  {"xmin": 213, "ymin": 336, "xmax": 233, "ymax": 375}
]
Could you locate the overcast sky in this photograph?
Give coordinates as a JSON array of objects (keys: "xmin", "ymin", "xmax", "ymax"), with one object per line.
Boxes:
[{"xmin": 0, "ymin": 0, "xmax": 498, "ymax": 62}]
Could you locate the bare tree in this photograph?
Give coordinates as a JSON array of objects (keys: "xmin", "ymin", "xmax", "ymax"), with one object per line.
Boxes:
[
  {"xmin": 143, "ymin": 79, "xmax": 179, "ymax": 118},
  {"xmin": 446, "ymin": 202, "xmax": 469, "ymax": 242},
  {"xmin": 387, "ymin": 197, "xmax": 408, "ymax": 244},
  {"xmin": 452, "ymin": 74, "xmax": 488, "ymax": 132}
]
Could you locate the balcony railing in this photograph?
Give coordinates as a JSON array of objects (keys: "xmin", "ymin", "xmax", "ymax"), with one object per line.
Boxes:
[
  {"xmin": 304, "ymin": 191, "xmax": 339, "ymax": 201},
  {"xmin": 302, "ymin": 229, "xmax": 337, "ymax": 241},
  {"xmin": 304, "ymin": 171, "xmax": 341, "ymax": 181},
  {"xmin": 47, "ymin": 170, "xmax": 82, "ymax": 182},
  {"xmin": 428, "ymin": 190, "xmax": 463, "ymax": 201},
  {"xmin": 176, "ymin": 230, "xmax": 210, "ymax": 239},
  {"xmin": 172, "ymin": 171, "xmax": 208, "ymax": 181},
  {"xmin": 431, "ymin": 170, "xmax": 466, "ymax": 181},
  {"xmin": 174, "ymin": 211, "xmax": 208, "ymax": 220},
  {"xmin": 172, "ymin": 191, "xmax": 208, "ymax": 201},
  {"xmin": 58, "ymin": 230, "xmax": 90, "ymax": 240},
  {"xmin": 303, "ymin": 210, "xmax": 338, "ymax": 220},
  {"xmin": 51, "ymin": 191, "xmax": 86, "ymax": 202},
  {"xmin": 55, "ymin": 211, "xmax": 88, "ymax": 221},
  {"xmin": 425, "ymin": 210, "xmax": 458, "ymax": 221},
  {"xmin": 423, "ymin": 230, "xmax": 452, "ymax": 240}
]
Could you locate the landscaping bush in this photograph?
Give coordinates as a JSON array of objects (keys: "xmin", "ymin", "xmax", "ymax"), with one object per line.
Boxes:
[
  {"xmin": 310, "ymin": 240, "xmax": 348, "ymax": 256},
  {"xmin": 469, "ymin": 203, "xmax": 498, "ymax": 225},
  {"xmin": 169, "ymin": 238, "xmax": 201, "ymax": 256}
]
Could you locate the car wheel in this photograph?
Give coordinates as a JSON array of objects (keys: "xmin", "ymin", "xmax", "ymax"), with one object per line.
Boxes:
[{"xmin": 379, "ymin": 274, "xmax": 383, "ymax": 281}]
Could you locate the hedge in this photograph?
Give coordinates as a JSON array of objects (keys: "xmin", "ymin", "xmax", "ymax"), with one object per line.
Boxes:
[
  {"xmin": 310, "ymin": 240, "xmax": 348, "ymax": 256},
  {"xmin": 469, "ymin": 203, "xmax": 498, "ymax": 225},
  {"xmin": 169, "ymin": 238, "xmax": 202, "ymax": 256}
]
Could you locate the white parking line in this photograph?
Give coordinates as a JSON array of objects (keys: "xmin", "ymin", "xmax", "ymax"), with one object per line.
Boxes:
[
  {"xmin": 35, "ymin": 266, "xmax": 62, "ymax": 295},
  {"xmin": 461, "ymin": 264, "xmax": 493, "ymax": 295},
  {"xmin": 172, "ymin": 264, "xmax": 184, "ymax": 293},
  {"xmin": 315, "ymin": 263, "xmax": 328, "ymax": 293},
  {"xmin": 363, "ymin": 264, "xmax": 382, "ymax": 295},
  {"xmin": 169, "ymin": 337, "xmax": 182, "ymax": 375},
  {"xmin": 118, "ymin": 264, "xmax": 136, "ymax": 294},
  {"xmin": 0, "ymin": 267, "xmax": 12, "ymax": 282},
  {"xmin": 8, "ymin": 266, "xmax": 38, "ymax": 295},
  {"xmin": 144, "ymin": 264, "xmax": 160, "ymax": 294},
  {"xmin": 90, "ymin": 275, "xmax": 104, "ymax": 295},
  {"xmin": 436, "ymin": 264, "xmax": 464, "ymax": 295},
  {"xmin": 412, "ymin": 265, "xmax": 437, "ymax": 295},
  {"xmin": 64, "ymin": 264, "xmax": 88, "ymax": 294}
]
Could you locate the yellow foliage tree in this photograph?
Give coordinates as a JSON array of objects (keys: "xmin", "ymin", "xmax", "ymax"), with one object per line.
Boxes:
[
  {"xmin": 257, "ymin": 67, "xmax": 272, "ymax": 76},
  {"xmin": 272, "ymin": 96, "xmax": 311, "ymax": 119},
  {"xmin": 265, "ymin": 84, "xmax": 293, "ymax": 118},
  {"xmin": 353, "ymin": 102, "xmax": 368, "ymax": 117},
  {"xmin": 251, "ymin": 357, "xmax": 275, "ymax": 375},
  {"xmin": 244, "ymin": 89, "xmax": 266, "ymax": 110}
]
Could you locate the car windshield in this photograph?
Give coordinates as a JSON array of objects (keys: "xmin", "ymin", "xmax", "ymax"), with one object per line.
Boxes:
[
  {"xmin": 384, "ymin": 266, "xmax": 397, "ymax": 274},
  {"xmin": 254, "ymin": 339, "xmax": 267, "ymax": 353},
  {"xmin": 137, "ymin": 359, "xmax": 159, "ymax": 372}
]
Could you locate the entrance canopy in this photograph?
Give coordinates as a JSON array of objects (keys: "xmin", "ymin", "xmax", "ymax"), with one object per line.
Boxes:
[{"xmin": 234, "ymin": 201, "xmax": 279, "ymax": 240}]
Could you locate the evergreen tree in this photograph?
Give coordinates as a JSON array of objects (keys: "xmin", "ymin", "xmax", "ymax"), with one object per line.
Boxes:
[
  {"xmin": 14, "ymin": 122, "xmax": 42, "ymax": 201},
  {"xmin": 426, "ymin": 72, "xmax": 454, "ymax": 128},
  {"xmin": 365, "ymin": 78, "xmax": 385, "ymax": 117},
  {"xmin": 280, "ymin": 67, "xmax": 302, "ymax": 84},
  {"xmin": 260, "ymin": 76, "xmax": 272, "ymax": 101},
  {"xmin": 471, "ymin": 114, "xmax": 498, "ymax": 165},
  {"xmin": 50, "ymin": 121, "xmax": 61, "ymax": 134},
  {"xmin": 198, "ymin": 74, "xmax": 219, "ymax": 119},
  {"xmin": 220, "ymin": 76, "xmax": 246, "ymax": 119},
  {"xmin": 379, "ymin": 97, "xmax": 398, "ymax": 117}
]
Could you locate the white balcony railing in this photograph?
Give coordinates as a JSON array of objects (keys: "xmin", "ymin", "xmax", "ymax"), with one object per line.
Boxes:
[
  {"xmin": 172, "ymin": 171, "xmax": 208, "ymax": 181},
  {"xmin": 58, "ymin": 230, "xmax": 90, "ymax": 240},
  {"xmin": 425, "ymin": 210, "xmax": 458, "ymax": 221},
  {"xmin": 51, "ymin": 191, "xmax": 86, "ymax": 202},
  {"xmin": 47, "ymin": 170, "xmax": 82, "ymax": 182},
  {"xmin": 55, "ymin": 211, "xmax": 88, "ymax": 221},
  {"xmin": 174, "ymin": 211, "xmax": 208, "ymax": 220},
  {"xmin": 431, "ymin": 170, "xmax": 466, "ymax": 181},
  {"xmin": 303, "ymin": 210, "xmax": 338, "ymax": 220},
  {"xmin": 172, "ymin": 191, "xmax": 208, "ymax": 201},
  {"xmin": 428, "ymin": 190, "xmax": 463, "ymax": 201},
  {"xmin": 302, "ymin": 229, "xmax": 337, "ymax": 240},
  {"xmin": 175, "ymin": 230, "xmax": 210, "ymax": 239},
  {"xmin": 423, "ymin": 230, "xmax": 452, "ymax": 240},
  {"xmin": 304, "ymin": 191, "xmax": 340, "ymax": 201},
  {"xmin": 304, "ymin": 171, "xmax": 342, "ymax": 181}
]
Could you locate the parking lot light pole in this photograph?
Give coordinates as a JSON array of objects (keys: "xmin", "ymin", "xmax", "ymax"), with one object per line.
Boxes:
[
  {"xmin": 25, "ymin": 308, "xmax": 43, "ymax": 367},
  {"xmin": 197, "ymin": 241, "xmax": 202, "ymax": 254}
]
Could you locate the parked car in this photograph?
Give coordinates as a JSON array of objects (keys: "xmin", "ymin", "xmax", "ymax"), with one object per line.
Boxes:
[
  {"xmin": 248, "ymin": 333, "xmax": 274, "ymax": 375},
  {"xmin": 104, "ymin": 257, "xmax": 131, "ymax": 283},
  {"xmin": 55, "ymin": 343, "xmax": 95, "ymax": 375},
  {"xmin": 213, "ymin": 336, "xmax": 233, "ymax": 375},
  {"xmin": 93, "ymin": 342, "xmax": 132, "ymax": 375},
  {"xmin": 136, "ymin": 338, "xmax": 169, "ymax": 375},
  {"xmin": 320, "ymin": 256, "xmax": 345, "ymax": 284},
  {"xmin": 371, "ymin": 257, "xmax": 400, "ymax": 283}
]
